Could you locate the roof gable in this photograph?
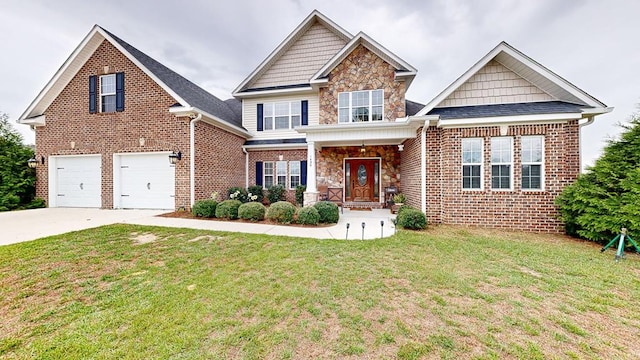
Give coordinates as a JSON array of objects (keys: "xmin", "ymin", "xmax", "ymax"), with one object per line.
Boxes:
[
  {"xmin": 19, "ymin": 25, "xmax": 243, "ymax": 129},
  {"xmin": 233, "ymin": 10, "xmax": 352, "ymax": 95},
  {"xmin": 310, "ymin": 32, "xmax": 417, "ymax": 88},
  {"xmin": 416, "ymin": 41, "xmax": 607, "ymax": 116}
]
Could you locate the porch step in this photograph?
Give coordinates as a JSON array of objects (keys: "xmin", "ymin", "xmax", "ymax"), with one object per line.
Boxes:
[{"xmin": 343, "ymin": 202, "xmax": 384, "ymax": 210}]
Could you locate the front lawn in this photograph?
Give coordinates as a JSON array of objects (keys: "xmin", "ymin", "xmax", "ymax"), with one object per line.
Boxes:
[{"xmin": 1, "ymin": 225, "xmax": 639, "ymax": 359}]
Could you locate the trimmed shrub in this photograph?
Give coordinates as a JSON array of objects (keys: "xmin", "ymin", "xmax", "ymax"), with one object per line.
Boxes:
[
  {"xmin": 313, "ymin": 201, "xmax": 339, "ymax": 224},
  {"xmin": 238, "ymin": 201, "xmax": 266, "ymax": 222},
  {"xmin": 247, "ymin": 185, "xmax": 264, "ymax": 203},
  {"xmin": 396, "ymin": 204, "xmax": 412, "ymax": 216},
  {"xmin": 192, "ymin": 199, "xmax": 218, "ymax": 218},
  {"xmin": 397, "ymin": 208, "xmax": 427, "ymax": 230},
  {"xmin": 227, "ymin": 187, "xmax": 248, "ymax": 203},
  {"xmin": 297, "ymin": 206, "xmax": 320, "ymax": 225},
  {"xmin": 267, "ymin": 185, "xmax": 286, "ymax": 204},
  {"xmin": 295, "ymin": 185, "xmax": 306, "ymax": 206},
  {"xmin": 266, "ymin": 201, "xmax": 296, "ymax": 224},
  {"xmin": 215, "ymin": 199, "xmax": 242, "ymax": 220}
]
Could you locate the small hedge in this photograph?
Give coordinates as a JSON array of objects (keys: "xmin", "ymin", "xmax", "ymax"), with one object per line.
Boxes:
[
  {"xmin": 266, "ymin": 201, "xmax": 296, "ymax": 224},
  {"xmin": 297, "ymin": 206, "xmax": 320, "ymax": 225},
  {"xmin": 267, "ymin": 185, "xmax": 286, "ymax": 204},
  {"xmin": 313, "ymin": 201, "xmax": 339, "ymax": 224},
  {"xmin": 396, "ymin": 207, "xmax": 427, "ymax": 230},
  {"xmin": 238, "ymin": 202, "xmax": 266, "ymax": 222},
  {"xmin": 295, "ymin": 185, "xmax": 306, "ymax": 206},
  {"xmin": 215, "ymin": 199, "xmax": 242, "ymax": 220},
  {"xmin": 247, "ymin": 185, "xmax": 264, "ymax": 203},
  {"xmin": 192, "ymin": 199, "xmax": 217, "ymax": 218}
]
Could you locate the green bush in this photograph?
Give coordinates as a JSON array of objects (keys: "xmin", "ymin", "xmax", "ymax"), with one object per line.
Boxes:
[
  {"xmin": 295, "ymin": 185, "xmax": 306, "ymax": 206},
  {"xmin": 267, "ymin": 185, "xmax": 286, "ymax": 204},
  {"xmin": 26, "ymin": 197, "xmax": 46, "ymax": 209},
  {"xmin": 247, "ymin": 185, "xmax": 264, "ymax": 203},
  {"xmin": 238, "ymin": 202, "xmax": 266, "ymax": 221},
  {"xmin": 397, "ymin": 208, "xmax": 427, "ymax": 230},
  {"xmin": 266, "ymin": 201, "xmax": 296, "ymax": 224},
  {"xmin": 227, "ymin": 187, "xmax": 248, "ymax": 203},
  {"xmin": 0, "ymin": 112, "xmax": 37, "ymax": 211},
  {"xmin": 313, "ymin": 201, "xmax": 340, "ymax": 224},
  {"xmin": 297, "ymin": 206, "xmax": 320, "ymax": 225},
  {"xmin": 215, "ymin": 199, "xmax": 242, "ymax": 220},
  {"xmin": 397, "ymin": 204, "xmax": 412, "ymax": 216},
  {"xmin": 192, "ymin": 199, "xmax": 218, "ymax": 218}
]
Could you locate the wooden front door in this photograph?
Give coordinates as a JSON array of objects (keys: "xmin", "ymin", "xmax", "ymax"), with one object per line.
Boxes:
[{"xmin": 345, "ymin": 159, "xmax": 379, "ymax": 202}]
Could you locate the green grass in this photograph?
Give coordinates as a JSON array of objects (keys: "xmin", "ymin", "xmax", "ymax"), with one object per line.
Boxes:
[{"xmin": 1, "ymin": 225, "xmax": 640, "ymax": 359}]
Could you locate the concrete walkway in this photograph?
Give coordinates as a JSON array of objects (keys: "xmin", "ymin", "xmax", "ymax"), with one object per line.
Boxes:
[{"xmin": 1, "ymin": 207, "xmax": 397, "ymax": 246}]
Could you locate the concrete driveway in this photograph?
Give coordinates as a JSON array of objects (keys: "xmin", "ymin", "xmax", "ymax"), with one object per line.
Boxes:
[{"xmin": 0, "ymin": 208, "xmax": 165, "ymax": 246}]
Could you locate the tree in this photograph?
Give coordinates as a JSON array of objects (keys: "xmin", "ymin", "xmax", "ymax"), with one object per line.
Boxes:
[
  {"xmin": 0, "ymin": 111, "xmax": 40, "ymax": 211},
  {"xmin": 556, "ymin": 110, "xmax": 640, "ymax": 244}
]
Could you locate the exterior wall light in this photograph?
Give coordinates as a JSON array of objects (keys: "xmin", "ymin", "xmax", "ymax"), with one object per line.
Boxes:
[
  {"xmin": 28, "ymin": 156, "xmax": 44, "ymax": 168},
  {"xmin": 168, "ymin": 151, "xmax": 182, "ymax": 165},
  {"xmin": 360, "ymin": 143, "xmax": 366, "ymax": 154}
]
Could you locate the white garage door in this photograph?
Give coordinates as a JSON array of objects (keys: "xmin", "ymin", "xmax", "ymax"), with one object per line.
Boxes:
[
  {"xmin": 117, "ymin": 153, "xmax": 175, "ymax": 209},
  {"xmin": 54, "ymin": 155, "xmax": 102, "ymax": 208}
]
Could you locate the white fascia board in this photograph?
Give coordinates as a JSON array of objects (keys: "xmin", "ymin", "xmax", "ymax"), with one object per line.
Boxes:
[
  {"xmin": 581, "ymin": 107, "xmax": 614, "ymax": 116},
  {"xmin": 310, "ymin": 32, "xmax": 417, "ymax": 82},
  {"xmin": 296, "ymin": 118, "xmax": 418, "ymax": 133},
  {"xmin": 98, "ymin": 28, "xmax": 189, "ymax": 107},
  {"xmin": 232, "ymin": 10, "xmax": 353, "ymax": 96},
  {"xmin": 243, "ymin": 143, "xmax": 307, "ymax": 151},
  {"xmin": 232, "ymin": 86, "xmax": 314, "ymax": 99},
  {"xmin": 19, "ymin": 25, "xmax": 104, "ymax": 121},
  {"xmin": 168, "ymin": 106, "xmax": 251, "ymax": 138},
  {"xmin": 436, "ymin": 112, "xmax": 582, "ymax": 128},
  {"xmin": 19, "ymin": 115, "xmax": 46, "ymax": 126},
  {"xmin": 416, "ymin": 43, "xmax": 505, "ymax": 117}
]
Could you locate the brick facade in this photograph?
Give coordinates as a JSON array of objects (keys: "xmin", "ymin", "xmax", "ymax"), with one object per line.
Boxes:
[
  {"xmin": 247, "ymin": 149, "xmax": 308, "ymax": 203},
  {"xmin": 319, "ymin": 45, "xmax": 406, "ymax": 124},
  {"xmin": 35, "ymin": 39, "xmax": 243, "ymax": 209},
  {"xmin": 408, "ymin": 122, "xmax": 581, "ymax": 232}
]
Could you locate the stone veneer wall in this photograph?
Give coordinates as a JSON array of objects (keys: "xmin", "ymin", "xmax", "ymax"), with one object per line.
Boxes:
[
  {"xmin": 319, "ymin": 44, "xmax": 406, "ymax": 124},
  {"xmin": 317, "ymin": 145, "xmax": 401, "ymax": 196}
]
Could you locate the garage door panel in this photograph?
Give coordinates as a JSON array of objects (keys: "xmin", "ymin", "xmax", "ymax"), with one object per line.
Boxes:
[
  {"xmin": 118, "ymin": 153, "xmax": 175, "ymax": 210},
  {"xmin": 55, "ymin": 156, "xmax": 101, "ymax": 208}
]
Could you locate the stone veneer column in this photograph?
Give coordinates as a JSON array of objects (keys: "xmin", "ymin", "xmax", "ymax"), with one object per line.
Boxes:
[{"xmin": 303, "ymin": 141, "xmax": 319, "ymax": 205}]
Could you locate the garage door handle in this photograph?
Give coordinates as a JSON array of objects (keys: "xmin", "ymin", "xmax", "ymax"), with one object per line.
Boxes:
[
  {"xmin": 147, "ymin": 182, "xmax": 151, "ymax": 190},
  {"xmin": 79, "ymin": 183, "xmax": 83, "ymax": 190}
]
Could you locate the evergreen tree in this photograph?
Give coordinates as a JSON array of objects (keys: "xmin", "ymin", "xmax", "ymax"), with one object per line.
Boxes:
[{"xmin": 556, "ymin": 110, "xmax": 640, "ymax": 243}]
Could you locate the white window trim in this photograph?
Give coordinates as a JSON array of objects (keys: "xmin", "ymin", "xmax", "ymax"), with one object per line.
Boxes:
[
  {"xmin": 263, "ymin": 161, "xmax": 275, "ymax": 188},
  {"xmin": 338, "ymin": 89, "xmax": 384, "ymax": 123},
  {"xmin": 461, "ymin": 138, "xmax": 484, "ymax": 190},
  {"xmin": 521, "ymin": 135, "xmax": 545, "ymax": 191},
  {"xmin": 289, "ymin": 161, "xmax": 301, "ymax": 190},
  {"xmin": 100, "ymin": 74, "xmax": 116, "ymax": 113},
  {"xmin": 491, "ymin": 137, "xmax": 513, "ymax": 191},
  {"xmin": 262, "ymin": 101, "xmax": 301, "ymax": 131},
  {"xmin": 276, "ymin": 161, "xmax": 287, "ymax": 187}
]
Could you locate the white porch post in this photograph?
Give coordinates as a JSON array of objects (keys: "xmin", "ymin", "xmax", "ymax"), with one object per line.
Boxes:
[{"xmin": 304, "ymin": 141, "xmax": 318, "ymax": 205}]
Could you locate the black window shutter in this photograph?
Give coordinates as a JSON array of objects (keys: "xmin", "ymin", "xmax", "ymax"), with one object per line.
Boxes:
[
  {"xmin": 256, "ymin": 161, "xmax": 263, "ymax": 186},
  {"xmin": 89, "ymin": 75, "xmax": 97, "ymax": 114},
  {"xmin": 115, "ymin": 72, "xmax": 125, "ymax": 112},
  {"xmin": 301, "ymin": 100, "xmax": 308, "ymax": 126},
  {"xmin": 301, "ymin": 160, "xmax": 307, "ymax": 186},
  {"xmin": 257, "ymin": 104, "xmax": 263, "ymax": 132}
]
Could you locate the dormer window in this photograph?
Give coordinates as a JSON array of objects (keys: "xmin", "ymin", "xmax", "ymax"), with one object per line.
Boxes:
[
  {"xmin": 338, "ymin": 89, "xmax": 383, "ymax": 123},
  {"xmin": 100, "ymin": 74, "xmax": 116, "ymax": 113}
]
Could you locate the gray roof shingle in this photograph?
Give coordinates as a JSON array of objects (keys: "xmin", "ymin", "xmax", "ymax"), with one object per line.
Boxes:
[
  {"xmin": 101, "ymin": 27, "xmax": 243, "ymax": 129},
  {"xmin": 427, "ymin": 101, "xmax": 591, "ymax": 119},
  {"xmin": 405, "ymin": 99, "xmax": 424, "ymax": 116}
]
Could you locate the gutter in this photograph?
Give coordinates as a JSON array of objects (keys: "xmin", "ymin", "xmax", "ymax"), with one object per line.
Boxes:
[
  {"xmin": 421, "ymin": 120, "xmax": 428, "ymax": 214},
  {"xmin": 189, "ymin": 113, "xmax": 202, "ymax": 208},
  {"xmin": 242, "ymin": 146, "xmax": 249, "ymax": 188}
]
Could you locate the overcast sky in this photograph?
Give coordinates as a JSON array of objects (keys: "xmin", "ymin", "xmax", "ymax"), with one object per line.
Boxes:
[{"xmin": 2, "ymin": 0, "xmax": 638, "ymax": 169}]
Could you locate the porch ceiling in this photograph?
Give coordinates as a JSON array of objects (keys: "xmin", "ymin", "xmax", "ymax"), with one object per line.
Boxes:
[{"xmin": 296, "ymin": 118, "xmax": 425, "ymax": 147}]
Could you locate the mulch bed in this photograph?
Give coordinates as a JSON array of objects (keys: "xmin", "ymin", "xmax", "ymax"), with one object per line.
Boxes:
[{"xmin": 157, "ymin": 211, "xmax": 334, "ymax": 228}]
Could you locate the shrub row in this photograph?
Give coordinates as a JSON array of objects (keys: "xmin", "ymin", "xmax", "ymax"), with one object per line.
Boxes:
[{"xmin": 191, "ymin": 199, "xmax": 341, "ymax": 226}]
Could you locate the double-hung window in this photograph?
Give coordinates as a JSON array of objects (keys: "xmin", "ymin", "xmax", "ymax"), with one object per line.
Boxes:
[
  {"xmin": 491, "ymin": 137, "xmax": 513, "ymax": 190},
  {"xmin": 263, "ymin": 101, "xmax": 301, "ymax": 130},
  {"xmin": 289, "ymin": 161, "xmax": 301, "ymax": 189},
  {"xmin": 521, "ymin": 136, "xmax": 544, "ymax": 190},
  {"xmin": 263, "ymin": 162, "xmax": 275, "ymax": 188},
  {"xmin": 276, "ymin": 161, "xmax": 287, "ymax": 187},
  {"xmin": 100, "ymin": 74, "xmax": 116, "ymax": 113},
  {"xmin": 462, "ymin": 138, "xmax": 483, "ymax": 189},
  {"xmin": 338, "ymin": 89, "xmax": 383, "ymax": 122}
]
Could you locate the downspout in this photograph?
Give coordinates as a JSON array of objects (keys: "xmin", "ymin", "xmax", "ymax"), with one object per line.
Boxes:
[
  {"xmin": 242, "ymin": 146, "xmax": 249, "ymax": 188},
  {"xmin": 421, "ymin": 121, "xmax": 428, "ymax": 214},
  {"xmin": 189, "ymin": 113, "xmax": 202, "ymax": 208}
]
